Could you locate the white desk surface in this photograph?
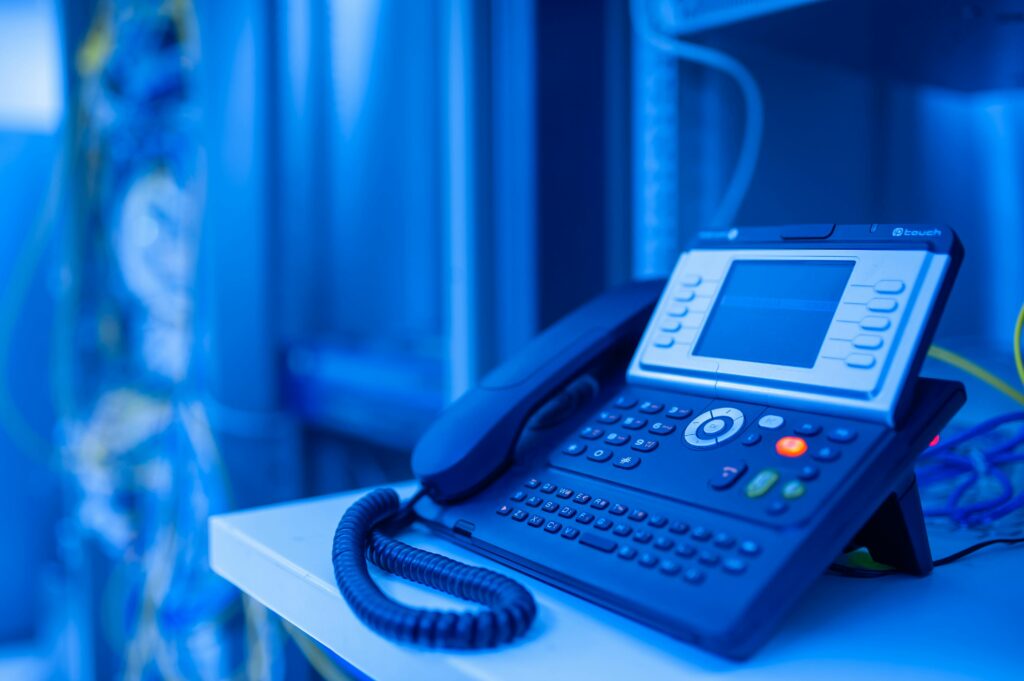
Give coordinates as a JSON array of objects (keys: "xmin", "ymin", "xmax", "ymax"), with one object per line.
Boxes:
[{"xmin": 210, "ymin": 481, "xmax": 1021, "ymax": 681}]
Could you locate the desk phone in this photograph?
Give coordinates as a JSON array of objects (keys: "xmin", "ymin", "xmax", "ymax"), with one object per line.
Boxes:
[{"xmin": 333, "ymin": 224, "xmax": 965, "ymax": 659}]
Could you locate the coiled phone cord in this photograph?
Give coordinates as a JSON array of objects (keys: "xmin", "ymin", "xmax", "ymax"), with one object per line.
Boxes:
[{"xmin": 332, "ymin": 488, "xmax": 537, "ymax": 648}]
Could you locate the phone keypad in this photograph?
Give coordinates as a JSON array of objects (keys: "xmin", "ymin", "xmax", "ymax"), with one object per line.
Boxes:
[{"xmin": 495, "ymin": 476, "xmax": 763, "ymax": 586}]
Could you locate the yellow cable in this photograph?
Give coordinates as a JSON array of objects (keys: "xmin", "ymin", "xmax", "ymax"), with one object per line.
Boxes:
[
  {"xmin": 1014, "ymin": 301, "xmax": 1024, "ymax": 390},
  {"xmin": 928, "ymin": 345, "xmax": 1024, "ymax": 407}
]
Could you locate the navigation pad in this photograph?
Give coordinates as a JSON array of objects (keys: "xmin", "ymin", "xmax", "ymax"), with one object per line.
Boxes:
[{"xmin": 684, "ymin": 407, "xmax": 746, "ymax": 448}]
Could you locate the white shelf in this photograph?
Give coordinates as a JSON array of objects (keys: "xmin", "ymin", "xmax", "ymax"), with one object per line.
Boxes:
[{"xmin": 210, "ymin": 483, "xmax": 1021, "ymax": 680}]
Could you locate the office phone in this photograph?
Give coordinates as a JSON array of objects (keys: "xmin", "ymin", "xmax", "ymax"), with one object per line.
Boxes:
[{"xmin": 332, "ymin": 223, "xmax": 965, "ymax": 659}]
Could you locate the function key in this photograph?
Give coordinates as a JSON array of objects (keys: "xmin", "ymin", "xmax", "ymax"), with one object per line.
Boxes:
[
  {"xmin": 543, "ymin": 521, "xmax": 562, "ymax": 534},
  {"xmin": 661, "ymin": 320, "xmax": 682, "ymax": 332},
  {"xmin": 874, "ymin": 279, "xmax": 905, "ymax": 294},
  {"xmin": 794, "ymin": 422, "xmax": 822, "ymax": 436},
  {"xmin": 613, "ymin": 454, "xmax": 642, "ymax": 469},
  {"xmin": 541, "ymin": 501, "xmax": 560, "ymax": 513},
  {"xmin": 633, "ymin": 530, "xmax": 653, "ymax": 544},
  {"xmin": 698, "ymin": 551, "xmax": 721, "ymax": 566},
  {"xmin": 638, "ymin": 401, "xmax": 664, "ymax": 414},
  {"xmin": 575, "ymin": 512, "xmax": 595, "ymax": 525},
  {"xmin": 541, "ymin": 482, "xmax": 557, "ymax": 494},
  {"xmin": 630, "ymin": 439, "xmax": 658, "ymax": 452},
  {"xmin": 712, "ymin": 532, "xmax": 735, "ymax": 549},
  {"xmin": 511, "ymin": 490, "xmax": 527, "ymax": 502},
  {"xmin": 709, "ymin": 461, "xmax": 748, "ymax": 490},
  {"xmin": 766, "ymin": 500, "xmax": 789, "ymax": 516},
  {"xmin": 496, "ymin": 504, "xmax": 513, "ymax": 516},
  {"xmin": 511, "ymin": 509, "xmax": 528, "ymax": 522},
  {"xmin": 683, "ymin": 568, "xmax": 706, "ymax": 584},
  {"xmin": 605, "ymin": 433, "xmax": 629, "ymax": 446},
  {"xmin": 579, "ymin": 533, "xmax": 617, "ymax": 553},
  {"xmin": 659, "ymin": 560, "xmax": 682, "ymax": 576},
  {"xmin": 612, "ymin": 524, "xmax": 632, "ymax": 537},
  {"xmin": 853, "ymin": 334, "xmax": 884, "ymax": 350},
  {"xmin": 591, "ymin": 498, "xmax": 610, "ymax": 510},
  {"xmin": 648, "ymin": 515, "xmax": 668, "ymax": 528},
  {"xmin": 741, "ymin": 432, "xmax": 762, "ymax": 447},
  {"xmin": 666, "ymin": 406, "xmax": 692, "ymax": 419},
  {"xmin": 739, "ymin": 540, "xmax": 761, "ymax": 556},
  {"xmin": 797, "ymin": 465, "xmax": 820, "ymax": 481},
  {"xmin": 558, "ymin": 506, "xmax": 577, "ymax": 519},
  {"xmin": 813, "ymin": 447, "xmax": 841, "ymax": 462},
  {"xmin": 610, "ymin": 503, "xmax": 628, "ymax": 516},
  {"xmin": 561, "ymin": 527, "xmax": 580, "ymax": 540},
  {"xmin": 860, "ymin": 316, "xmax": 890, "ymax": 331},
  {"xmin": 622, "ymin": 416, "xmax": 648, "ymax": 430},
  {"xmin": 674, "ymin": 543, "xmax": 696, "ymax": 559},
  {"xmin": 722, "ymin": 558, "xmax": 747, "ymax": 575},
  {"xmin": 524, "ymin": 478, "xmax": 541, "ymax": 489},
  {"xmin": 867, "ymin": 298, "xmax": 898, "ymax": 312},
  {"xmin": 527, "ymin": 515, "xmax": 544, "ymax": 527},
  {"xmin": 775, "ymin": 436, "xmax": 808, "ymax": 458},
  {"xmin": 691, "ymin": 526, "xmax": 711, "ymax": 542},
  {"xmin": 846, "ymin": 354, "xmax": 876, "ymax": 369},
  {"xmin": 587, "ymin": 448, "xmax": 613, "ymax": 463},
  {"xmin": 758, "ymin": 414, "xmax": 785, "ymax": 430},
  {"xmin": 562, "ymin": 442, "xmax": 587, "ymax": 457},
  {"xmin": 654, "ymin": 537, "xmax": 675, "ymax": 551},
  {"xmin": 580, "ymin": 427, "xmax": 605, "ymax": 440},
  {"xmin": 556, "ymin": 487, "xmax": 574, "ymax": 499},
  {"xmin": 617, "ymin": 546, "xmax": 637, "ymax": 560},
  {"xmin": 782, "ymin": 481, "xmax": 806, "ymax": 500},
  {"xmin": 827, "ymin": 427, "xmax": 858, "ymax": 443},
  {"xmin": 597, "ymin": 411, "xmax": 621, "ymax": 424},
  {"xmin": 649, "ymin": 422, "xmax": 676, "ymax": 436},
  {"xmin": 613, "ymin": 396, "xmax": 638, "ymax": 409},
  {"xmin": 669, "ymin": 521, "xmax": 690, "ymax": 535},
  {"xmin": 674, "ymin": 290, "xmax": 696, "ymax": 303},
  {"xmin": 573, "ymin": 492, "xmax": 592, "ymax": 504},
  {"xmin": 745, "ymin": 469, "xmax": 780, "ymax": 498},
  {"xmin": 680, "ymin": 274, "xmax": 702, "ymax": 287},
  {"xmin": 525, "ymin": 496, "xmax": 542, "ymax": 507},
  {"xmin": 628, "ymin": 509, "xmax": 648, "ymax": 522},
  {"xmin": 638, "ymin": 553, "xmax": 658, "ymax": 568},
  {"xmin": 594, "ymin": 518, "xmax": 613, "ymax": 531}
]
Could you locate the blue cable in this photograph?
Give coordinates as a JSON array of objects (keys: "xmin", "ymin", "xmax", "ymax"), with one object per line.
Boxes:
[
  {"xmin": 332, "ymin": 488, "xmax": 537, "ymax": 649},
  {"xmin": 918, "ymin": 412, "xmax": 1024, "ymax": 526}
]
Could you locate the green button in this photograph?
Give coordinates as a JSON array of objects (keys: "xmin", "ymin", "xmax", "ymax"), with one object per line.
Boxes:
[
  {"xmin": 745, "ymin": 469, "xmax": 779, "ymax": 498},
  {"xmin": 782, "ymin": 480, "xmax": 806, "ymax": 500}
]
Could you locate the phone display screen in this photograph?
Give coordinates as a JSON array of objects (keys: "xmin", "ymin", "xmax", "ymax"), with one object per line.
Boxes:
[{"xmin": 693, "ymin": 260, "xmax": 854, "ymax": 368}]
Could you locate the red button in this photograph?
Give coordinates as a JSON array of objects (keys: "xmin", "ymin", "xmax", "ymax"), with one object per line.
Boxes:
[{"xmin": 775, "ymin": 436, "xmax": 808, "ymax": 458}]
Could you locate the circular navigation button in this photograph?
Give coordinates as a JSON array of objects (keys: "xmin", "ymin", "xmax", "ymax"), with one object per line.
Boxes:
[
  {"xmin": 701, "ymin": 418, "xmax": 728, "ymax": 436},
  {"xmin": 684, "ymin": 407, "xmax": 745, "ymax": 448}
]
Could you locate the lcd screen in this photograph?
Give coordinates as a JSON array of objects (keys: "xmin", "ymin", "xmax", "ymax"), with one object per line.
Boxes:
[{"xmin": 693, "ymin": 260, "xmax": 854, "ymax": 368}]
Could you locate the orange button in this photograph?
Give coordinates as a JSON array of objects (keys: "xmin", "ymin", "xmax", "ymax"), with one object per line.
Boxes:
[{"xmin": 775, "ymin": 436, "xmax": 808, "ymax": 458}]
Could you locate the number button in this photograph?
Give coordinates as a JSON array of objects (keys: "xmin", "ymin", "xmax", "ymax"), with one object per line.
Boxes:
[
  {"xmin": 666, "ymin": 406, "xmax": 692, "ymax": 419},
  {"xmin": 605, "ymin": 433, "xmax": 629, "ymax": 446},
  {"xmin": 649, "ymin": 422, "xmax": 676, "ymax": 436},
  {"xmin": 631, "ymin": 438, "xmax": 658, "ymax": 452}
]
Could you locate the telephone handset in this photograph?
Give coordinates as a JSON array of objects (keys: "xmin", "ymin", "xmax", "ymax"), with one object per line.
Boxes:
[{"xmin": 333, "ymin": 224, "xmax": 966, "ymax": 658}]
